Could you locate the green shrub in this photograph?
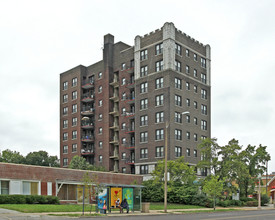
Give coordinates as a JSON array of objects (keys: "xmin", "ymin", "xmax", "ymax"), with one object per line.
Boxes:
[
  {"xmin": 245, "ymin": 200, "xmax": 258, "ymax": 206},
  {"xmin": 261, "ymin": 194, "xmax": 269, "ymax": 206},
  {"xmin": 0, "ymin": 195, "xmax": 59, "ymax": 204}
]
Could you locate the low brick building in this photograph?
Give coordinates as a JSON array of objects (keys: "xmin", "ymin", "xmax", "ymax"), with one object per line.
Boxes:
[{"xmin": 0, "ymin": 162, "xmax": 143, "ymax": 206}]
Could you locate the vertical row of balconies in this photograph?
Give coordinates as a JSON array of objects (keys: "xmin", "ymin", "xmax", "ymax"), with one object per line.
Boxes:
[{"xmin": 81, "ymin": 77, "xmax": 95, "ymax": 164}]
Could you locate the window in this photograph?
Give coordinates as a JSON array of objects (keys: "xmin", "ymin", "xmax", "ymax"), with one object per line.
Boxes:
[
  {"xmin": 140, "ymin": 82, "xmax": 148, "ymax": 93},
  {"xmin": 98, "ymin": 72, "xmax": 102, "ymax": 79},
  {"xmin": 201, "ymin": 57, "xmax": 206, "ymax": 68},
  {"xmin": 201, "ymin": 89, "xmax": 207, "ymax": 99},
  {"xmin": 194, "ymin": 69, "xmax": 198, "ymax": 77},
  {"xmin": 187, "ymin": 148, "xmax": 191, "ymax": 156},
  {"xmin": 72, "ymin": 104, "xmax": 77, "ymax": 113},
  {"xmin": 140, "ymin": 98, "xmax": 148, "ymax": 110},
  {"xmin": 63, "ymin": 120, "xmax": 68, "ymax": 129},
  {"xmin": 186, "ymin": 115, "xmax": 190, "ymax": 123},
  {"xmin": 194, "ymin": 117, "xmax": 198, "ymax": 125},
  {"xmin": 155, "ymin": 43, "xmax": 163, "ymax": 55},
  {"xmin": 122, "ymin": 92, "xmax": 127, "ymax": 100},
  {"xmin": 99, "ymin": 100, "xmax": 103, "ymax": 106},
  {"xmin": 201, "ymin": 120, "xmax": 207, "ymax": 130},
  {"xmin": 63, "ymin": 132, "xmax": 68, "ymax": 141},
  {"xmin": 130, "ymin": 59, "xmax": 134, "ymax": 67},
  {"xmin": 175, "ymin": 112, "xmax": 182, "ymax": 123},
  {"xmin": 202, "ymin": 135, "xmax": 207, "ymax": 140},
  {"xmin": 194, "ymin": 134, "xmax": 198, "ymax": 141},
  {"xmin": 63, "ymin": 158, "xmax": 68, "ymax": 166},
  {"xmin": 122, "ymin": 123, "xmax": 126, "ymax": 130},
  {"xmin": 98, "ymin": 86, "xmax": 102, "ymax": 93},
  {"xmin": 121, "ymin": 63, "xmax": 126, "ymax": 70},
  {"xmin": 201, "ymin": 104, "xmax": 207, "ymax": 115},
  {"xmin": 175, "ymin": 77, "xmax": 182, "ymax": 89},
  {"xmin": 140, "ymin": 131, "xmax": 148, "ymax": 142},
  {"xmin": 140, "ymin": 148, "xmax": 148, "ymax": 159},
  {"xmin": 175, "ymin": 147, "xmax": 182, "ymax": 157},
  {"xmin": 194, "ymin": 53, "xmax": 197, "ymax": 61},
  {"xmin": 140, "ymin": 49, "xmax": 148, "ymax": 60},
  {"xmin": 175, "ymin": 60, "xmax": 181, "ymax": 72},
  {"xmin": 175, "ymin": 43, "xmax": 181, "ymax": 55},
  {"xmin": 140, "ymin": 115, "xmax": 148, "ymax": 126},
  {"xmin": 122, "ymin": 107, "xmax": 126, "ymax": 115},
  {"xmin": 201, "ymin": 73, "xmax": 206, "ymax": 84},
  {"xmin": 140, "ymin": 165, "xmax": 148, "ymax": 174},
  {"xmin": 99, "ymin": 141, "xmax": 103, "ymax": 148},
  {"xmin": 63, "ymin": 107, "xmax": 68, "ymax": 115},
  {"xmin": 63, "ymin": 145, "xmax": 68, "ymax": 154},
  {"xmin": 72, "ymin": 77, "xmax": 77, "ymax": 87},
  {"xmin": 63, "ymin": 81, "xmax": 68, "ymax": 90},
  {"xmin": 122, "ymin": 167, "xmax": 126, "ymax": 173},
  {"xmin": 72, "ymin": 144, "xmax": 77, "ymax": 152},
  {"xmin": 122, "ymin": 137, "xmax": 126, "ymax": 144},
  {"xmin": 99, "ymin": 155, "xmax": 102, "ymax": 162},
  {"xmin": 156, "ymin": 60, "xmax": 163, "ymax": 72},
  {"xmin": 155, "ymin": 129, "xmax": 164, "ymax": 140},
  {"xmin": 72, "ymin": 131, "xmax": 77, "ymax": 139},
  {"xmin": 122, "ymin": 152, "xmax": 126, "ymax": 160},
  {"xmin": 194, "ymin": 149, "xmax": 198, "ymax": 157},
  {"xmin": 186, "ymin": 131, "xmax": 190, "ymax": 140},
  {"xmin": 122, "ymin": 78, "xmax": 126, "ymax": 85},
  {"xmin": 194, "ymin": 85, "xmax": 198, "ymax": 93},
  {"xmin": 186, "ymin": 49, "xmax": 189, "ymax": 57},
  {"xmin": 155, "ymin": 77, "xmax": 164, "ymax": 89},
  {"xmin": 186, "ymin": 82, "xmax": 190, "ymax": 90},
  {"xmin": 156, "ymin": 146, "xmax": 164, "ymax": 157},
  {"xmin": 72, "ymin": 91, "xmax": 77, "ymax": 100},
  {"xmin": 98, "ymin": 113, "xmax": 103, "ymax": 120},
  {"xmin": 186, "ymin": 98, "xmax": 190, "ymax": 106},
  {"xmin": 175, "ymin": 95, "xmax": 182, "ymax": 106},
  {"xmin": 63, "ymin": 94, "xmax": 68, "ymax": 103},
  {"xmin": 156, "ymin": 112, "xmax": 164, "ymax": 123},
  {"xmin": 140, "ymin": 66, "xmax": 148, "ymax": 77},
  {"xmin": 99, "ymin": 127, "xmax": 103, "ymax": 134},
  {"xmin": 186, "ymin": 65, "xmax": 189, "ymax": 74},
  {"xmin": 175, "ymin": 129, "xmax": 182, "ymax": 140},
  {"xmin": 72, "ymin": 117, "xmax": 77, "ymax": 126},
  {"xmin": 155, "ymin": 94, "xmax": 164, "ymax": 106},
  {"xmin": 194, "ymin": 101, "xmax": 198, "ymax": 109}
]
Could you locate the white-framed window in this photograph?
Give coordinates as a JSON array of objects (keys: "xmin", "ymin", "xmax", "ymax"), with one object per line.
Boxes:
[
  {"xmin": 63, "ymin": 81, "xmax": 68, "ymax": 90},
  {"xmin": 140, "ymin": 131, "xmax": 148, "ymax": 142},
  {"xmin": 201, "ymin": 57, "xmax": 206, "ymax": 68},
  {"xmin": 194, "ymin": 149, "xmax": 198, "ymax": 157},
  {"xmin": 122, "ymin": 152, "xmax": 126, "ymax": 160},
  {"xmin": 156, "ymin": 146, "xmax": 164, "ymax": 157},
  {"xmin": 187, "ymin": 148, "xmax": 191, "ymax": 156},
  {"xmin": 140, "ymin": 165, "xmax": 148, "ymax": 174},
  {"xmin": 175, "ymin": 112, "xmax": 182, "ymax": 123},
  {"xmin": 98, "ymin": 113, "xmax": 103, "ymax": 120},
  {"xmin": 201, "ymin": 120, "xmax": 207, "ymax": 130},
  {"xmin": 122, "ymin": 137, "xmax": 126, "ymax": 144},
  {"xmin": 63, "ymin": 107, "xmax": 68, "ymax": 115},
  {"xmin": 155, "ymin": 77, "xmax": 164, "ymax": 89},
  {"xmin": 201, "ymin": 73, "xmax": 206, "ymax": 84},
  {"xmin": 186, "ymin": 115, "xmax": 190, "ymax": 123},
  {"xmin": 194, "ymin": 85, "xmax": 198, "ymax": 93},
  {"xmin": 140, "ymin": 49, "xmax": 148, "ymax": 60},
  {"xmin": 201, "ymin": 104, "xmax": 207, "ymax": 115},
  {"xmin": 186, "ymin": 49, "xmax": 189, "ymax": 57},
  {"xmin": 155, "ymin": 129, "xmax": 164, "ymax": 140},
  {"xmin": 140, "ymin": 82, "xmax": 148, "ymax": 93},
  {"xmin": 175, "ymin": 129, "xmax": 182, "ymax": 140},
  {"xmin": 99, "ymin": 155, "xmax": 103, "ymax": 162},
  {"xmin": 72, "ymin": 91, "xmax": 77, "ymax": 100},
  {"xmin": 175, "ymin": 60, "xmax": 181, "ymax": 72},
  {"xmin": 140, "ymin": 66, "xmax": 148, "ymax": 77},
  {"xmin": 72, "ymin": 104, "xmax": 77, "ymax": 113},
  {"xmin": 72, "ymin": 144, "xmax": 77, "ymax": 152},
  {"xmin": 155, "ymin": 94, "xmax": 164, "ymax": 106},
  {"xmin": 155, "ymin": 43, "xmax": 163, "ymax": 55},
  {"xmin": 122, "ymin": 78, "xmax": 126, "ymax": 85},
  {"xmin": 72, "ymin": 77, "xmax": 77, "ymax": 87},
  {"xmin": 140, "ymin": 148, "xmax": 148, "ymax": 159},
  {"xmin": 122, "ymin": 122, "xmax": 126, "ymax": 130},
  {"xmin": 186, "ymin": 65, "xmax": 189, "ymax": 74},
  {"xmin": 201, "ymin": 89, "xmax": 207, "ymax": 99},
  {"xmin": 98, "ymin": 86, "xmax": 102, "ymax": 93},
  {"xmin": 121, "ymin": 63, "xmax": 126, "ymax": 70},
  {"xmin": 194, "ymin": 69, "xmax": 198, "ymax": 77},
  {"xmin": 63, "ymin": 120, "xmax": 68, "ymax": 129},
  {"xmin": 186, "ymin": 98, "xmax": 190, "ymax": 106},
  {"xmin": 194, "ymin": 117, "xmax": 198, "ymax": 125},
  {"xmin": 99, "ymin": 100, "xmax": 103, "ymax": 107},
  {"xmin": 72, "ymin": 130, "xmax": 77, "ymax": 139},
  {"xmin": 156, "ymin": 111, "xmax": 164, "ymax": 123},
  {"xmin": 186, "ymin": 131, "xmax": 190, "ymax": 140},
  {"xmin": 175, "ymin": 43, "xmax": 181, "ymax": 55},
  {"xmin": 63, "ymin": 145, "xmax": 68, "ymax": 154},
  {"xmin": 175, "ymin": 77, "xmax": 182, "ymax": 89},
  {"xmin": 140, "ymin": 115, "xmax": 148, "ymax": 126},
  {"xmin": 175, "ymin": 95, "xmax": 182, "ymax": 106},
  {"xmin": 175, "ymin": 146, "xmax": 182, "ymax": 157},
  {"xmin": 99, "ymin": 141, "xmax": 103, "ymax": 148},
  {"xmin": 140, "ymin": 98, "xmax": 148, "ymax": 110},
  {"xmin": 63, "ymin": 132, "xmax": 68, "ymax": 141},
  {"xmin": 186, "ymin": 82, "xmax": 190, "ymax": 90},
  {"xmin": 122, "ymin": 107, "xmax": 126, "ymax": 115},
  {"xmin": 63, "ymin": 94, "xmax": 68, "ymax": 103},
  {"xmin": 194, "ymin": 134, "xmax": 198, "ymax": 141},
  {"xmin": 72, "ymin": 117, "xmax": 77, "ymax": 126},
  {"xmin": 194, "ymin": 101, "xmax": 198, "ymax": 109},
  {"xmin": 156, "ymin": 60, "xmax": 163, "ymax": 72},
  {"xmin": 99, "ymin": 127, "xmax": 103, "ymax": 134},
  {"xmin": 63, "ymin": 158, "xmax": 68, "ymax": 166},
  {"xmin": 98, "ymin": 72, "xmax": 102, "ymax": 79}
]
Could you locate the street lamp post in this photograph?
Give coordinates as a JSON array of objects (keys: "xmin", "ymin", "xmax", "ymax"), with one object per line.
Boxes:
[
  {"xmin": 164, "ymin": 111, "xmax": 189, "ymax": 213},
  {"xmin": 258, "ymin": 173, "xmax": 262, "ymax": 210}
]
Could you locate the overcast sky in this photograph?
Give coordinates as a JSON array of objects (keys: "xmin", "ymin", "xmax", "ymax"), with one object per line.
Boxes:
[{"xmin": 0, "ymin": 0, "xmax": 274, "ymax": 172}]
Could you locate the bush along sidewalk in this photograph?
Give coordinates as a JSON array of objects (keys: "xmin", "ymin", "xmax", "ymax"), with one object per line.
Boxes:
[{"xmin": 0, "ymin": 195, "xmax": 60, "ymax": 204}]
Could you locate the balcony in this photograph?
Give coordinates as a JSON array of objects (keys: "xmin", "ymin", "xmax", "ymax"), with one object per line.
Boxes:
[
  {"xmin": 82, "ymin": 80, "xmax": 94, "ymax": 89},
  {"xmin": 125, "ymin": 158, "xmax": 135, "ymax": 165},
  {"xmin": 125, "ymin": 126, "xmax": 135, "ymax": 134},
  {"xmin": 81, "ymin": 135, "xmax": 94, "ymax": 142},
  {"xmin": 81, "ymin": 94, "xmax": 94, "ymax": 102},
  {"xmin": 109, "ymin": 149, "xmax": 119, "ymax": 160},
  {"xmin": 110, "ymin": 78, "xmax": 119, "ymax": 88},
  {"xmin": 109, "ymin": 123, "xmax": 119, "ymax": 131},
  {"xmin": 109, "ymin": 108, "xmax": 119, "ymax": 116},
  {"xmin": 81, "ymin": 121, "xmax": 94, "ymax": 129},
  {"xmin": 122, "ymin": 142, "xmax": 135, "ymax": 149},
  {"xmin": 81, "ymin": 107, "xmax": 94, "ymax": 116},
  {"xmin": 123, "ymin": 111, "xmax": 135, "ymax": 119},
  {"xmin": 126, "ymin": 98, "xmax": 135, "ymax": 104},
  {"xmin": 126, "ymin": 80, "xmax": 135, "ymax": 89},
  {"xmin": 109, "ymin": 94, "xmax": 119, "ymax": 102},
  {"xmin": 109, "ymin": 138, "xmax": 119, "ymax": 145},
  {"xmin": 81, "ymin": 148, "xmax": 95, "ymax": 156}
]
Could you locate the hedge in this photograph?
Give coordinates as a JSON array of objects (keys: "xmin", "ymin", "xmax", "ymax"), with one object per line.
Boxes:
[{"xmin": 0, "ymin": 195, "xmax": 59, "ymax": 204}]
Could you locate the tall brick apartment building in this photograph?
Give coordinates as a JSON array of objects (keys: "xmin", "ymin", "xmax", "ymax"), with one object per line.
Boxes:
[{"xmin": 60, "ymin": 22, "xmax": 211, "ymax": 177}]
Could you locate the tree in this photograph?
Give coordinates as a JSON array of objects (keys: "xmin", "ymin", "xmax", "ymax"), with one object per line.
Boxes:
[
  {"xmin": 202, "ymin": 175, "xmax": 224, "ymax": 210},
  {"xmin": 25, "ymin": 150, "xmax": 59, "ymax": 167},
  {"xmin": 0, "ymin": 149, "xmax": 25, "ymax": 164},
  {"xmin": 69, "ymin": 156, "xmax": 107, "ymax": 171}
]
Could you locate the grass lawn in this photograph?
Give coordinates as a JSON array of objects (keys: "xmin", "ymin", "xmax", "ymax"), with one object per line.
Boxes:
[
  {"xmin": 175, "ymin": 208, "xmax": 240, "ymax": 213},
  {"xmin": 149, "ymin": 203, "xmax": 204, "ymax": 210},
  {"xmin": 0, "ymin": 204, "xmax": 95, "ymax": 213}
]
